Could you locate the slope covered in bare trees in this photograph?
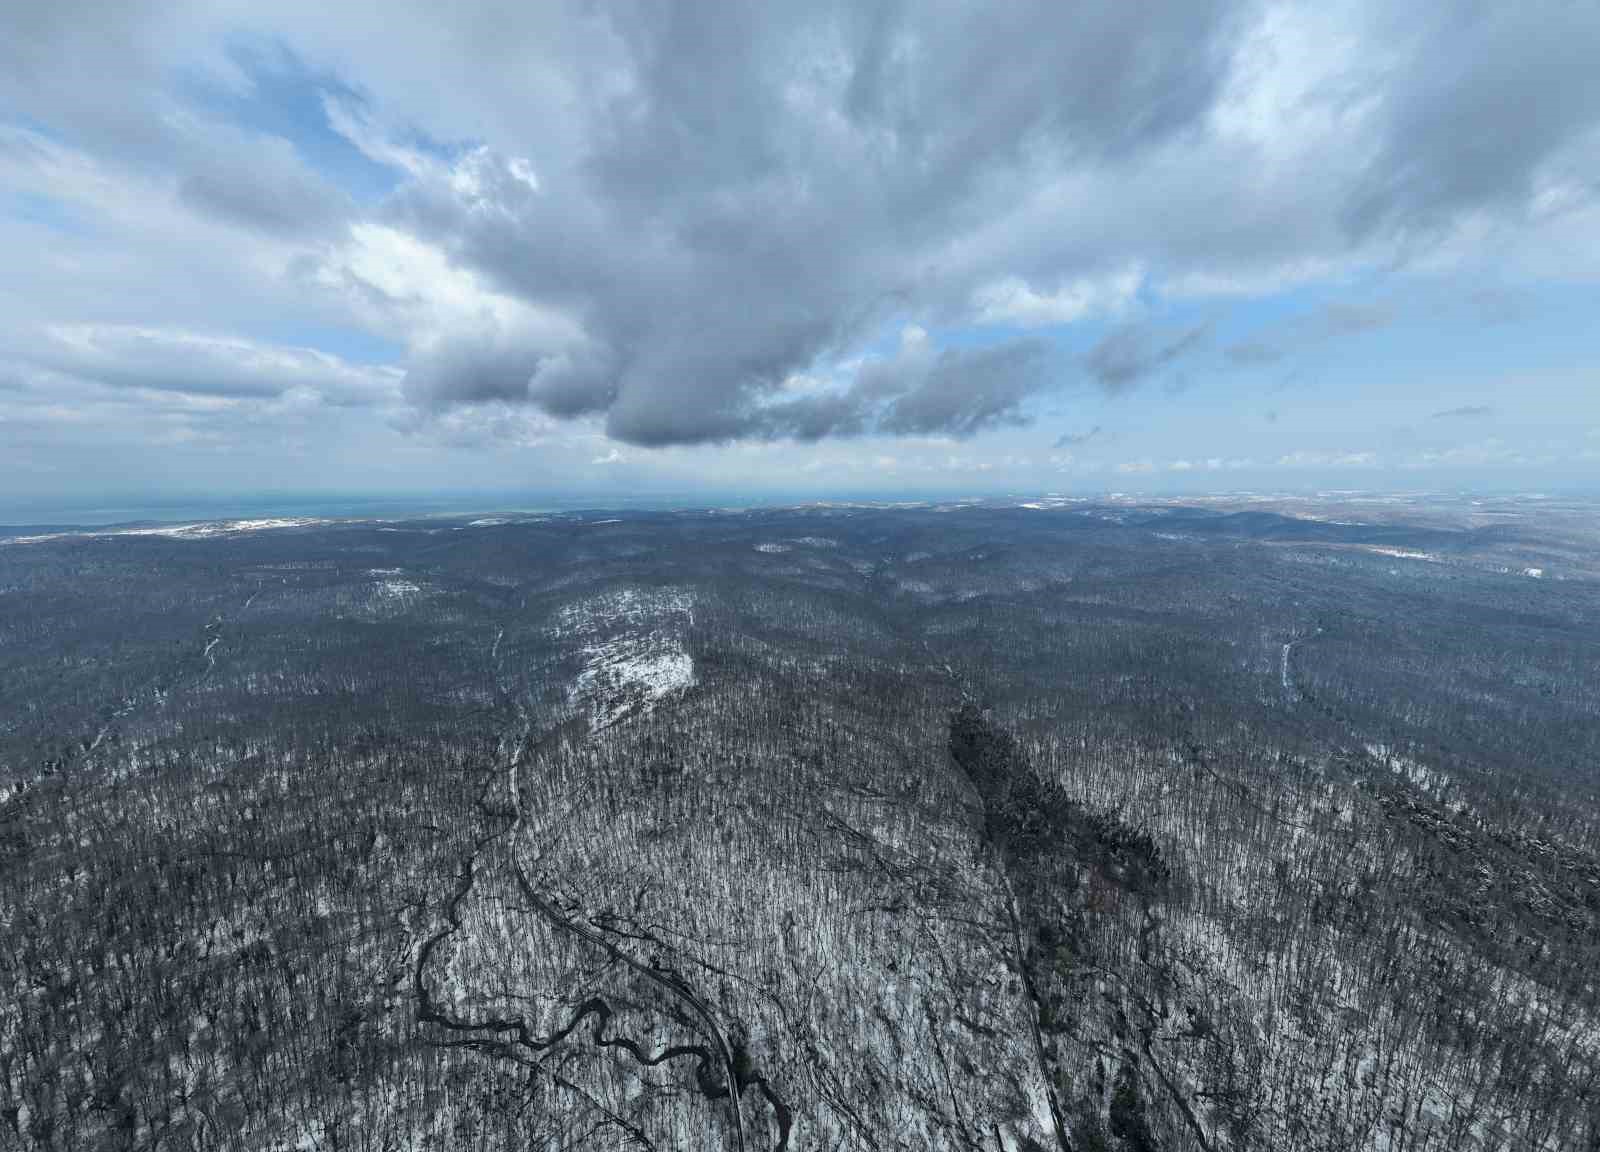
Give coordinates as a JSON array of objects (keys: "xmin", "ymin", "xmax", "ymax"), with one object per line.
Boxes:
[{"xmin": 2, "ymin": 497, "xmax": 1597, "ymax": 1150}]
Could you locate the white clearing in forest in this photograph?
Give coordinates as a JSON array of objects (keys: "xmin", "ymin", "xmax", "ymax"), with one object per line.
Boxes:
[
  {"xmin": 1364, "ymin": 546, "xmax": 1435, "ymax": 561},
  {"xmin": 557, "ymin": 587, "xmax": 695, "ymax": 730},
  {"xmin": 571, "ymin": 640, "xmax": 694, "ymax": 730}
]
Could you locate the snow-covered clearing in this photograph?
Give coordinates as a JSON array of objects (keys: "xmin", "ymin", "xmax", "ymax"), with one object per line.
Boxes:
[
  {"xmin": 556, "ymin": 588, "xmax": 696, "ymax": 730},
  {"xmin": 374, "ymin": 579, "xmax": 422, "ymax": 598},
  {"xmin": 1365, "ymin": 546, "xmax": 1436, "ymax": 561}
]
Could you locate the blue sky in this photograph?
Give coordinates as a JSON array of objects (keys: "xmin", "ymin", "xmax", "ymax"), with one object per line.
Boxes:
[{"xmin": 2, "ymin": 2, "xmax": 1598, "ymax": 506}]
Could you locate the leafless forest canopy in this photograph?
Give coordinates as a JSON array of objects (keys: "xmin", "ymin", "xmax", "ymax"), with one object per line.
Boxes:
[{"xmin": 2, "ymin": 496, "xmax": 1598, "ymax": 1150}]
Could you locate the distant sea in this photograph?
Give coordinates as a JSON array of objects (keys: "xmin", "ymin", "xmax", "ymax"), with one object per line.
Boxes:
[
  {"xmin": 0, "ymin": 493, "xmax": 562, "ymax": 529},
  {"xmin": 0, "ymin": 489, "xmax": 839, "ymax": 529}
]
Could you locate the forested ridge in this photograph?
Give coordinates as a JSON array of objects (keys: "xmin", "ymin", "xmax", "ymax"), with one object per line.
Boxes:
[{"xmin": 1, "ymin": 497, "xmax": 1597, "ymax": 1149}]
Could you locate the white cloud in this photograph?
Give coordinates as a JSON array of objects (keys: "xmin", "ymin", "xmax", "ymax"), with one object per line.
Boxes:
[
  {"xmin": 1275, "ymin": 449, "xmax": 1379, "ymax": 468},
  {"xmin": 971, "ymin": 266, "xmax": 1142, "ymax": 327},
  {"xmin": 3, "ymin": 0, "xmax": 1600, "ymax": 495},
  {"xmin": 321, "ymin": 94, "xmax": 435, "ymax": 178},
  {"xmin": 41, "ymin": 324, "xmax": 402, "ymax": 406},
  {"xmin": 314, "ymin": 223, "xmax": 584, "ymax": 357}
]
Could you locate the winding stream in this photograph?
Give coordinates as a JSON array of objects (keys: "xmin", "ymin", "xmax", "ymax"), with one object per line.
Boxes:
[{"xmin": 412, "ymin": 692, "xmax": 791, "ymax": 1150}]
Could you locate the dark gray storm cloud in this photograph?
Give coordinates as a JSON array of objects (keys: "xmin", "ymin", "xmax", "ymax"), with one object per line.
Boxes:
[
  {"xmin": 751, "ymin": 337, "xmax": 1050, "ymax": 442},
  {"xmin": 4, "ymin": 0, "xmax": 1600, "ymax": 463},
  {"xmin": 1084, "ymin": 324, "xmax": 1207, "ymax": 392},
  {"xmin": 876, "ymin": 340, "xmax": 1050, "ymax": 437},
  {"xmin": 380, "ymin": 0, "xmax": 1239, "ymax": 444},
  {"xmin": 1053, "ymin": 425, "xmax": 1103, "ymax": 449},
  {"xmin": 402, "ymin": 337, "xmax": 545, "ymax": 411},
  {"xmin": 1344, "ymin": 5, "xmax": 1600, "ymax": 239}
]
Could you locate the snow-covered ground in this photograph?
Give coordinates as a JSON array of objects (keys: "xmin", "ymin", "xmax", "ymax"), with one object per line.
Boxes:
[
  {"xmin": 570, "ymin": 639, "xmax": 694, "ymax": 730},
  {"xmin": 556, "ymin": 588, "xmax": 696, "ymax": 730},
  {"xmin": 1014, "ymin": 496, "xmax": 1082, "ymax": 510},
  {"xmin": 114, "ymin": 517, "xmax": 327, "ymax": 538},
  {"xmin": 552, "ymin": 587, "xmax": 693, "ymax": 636},
  {"xmin": 1366, "ymin": 741, "xmax": 1451, "ymax": 794},
  {"xmin": 374, "ymin": 579, "xmax": 422, "ymax": 598},
  {"xmin": 1364, "ymin": 546, "xmax": 1436, "ymax": 561},
  {"xmin": 1, "ymin": 517, "xmax": 327, "ymax": 545}
]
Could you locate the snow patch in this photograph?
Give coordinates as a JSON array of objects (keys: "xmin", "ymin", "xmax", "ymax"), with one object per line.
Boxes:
[
  {"xmin": 557, "ymin": 587, "xmax": 696, "ymax": 730},
  {"xmin": 1366, "ymin": 742, "xmax": 1446, "ymax": 792},
  {"xmin": 1364, "ymin": 546, "xmax": 1435, "ymax": 561},
  {"xmin": 2, "ymin": 517, "xmax": 327, "ymax": 545},
  {"xmin": 571, "ymin": 640, "xmax": 694, "ymax": 730},
  {"xmin": 553, "ymin": 587, "xmax": 693, "ymax": 636},
  {"xmin": 113, "ymin": 517, "xmax": 326, "ymax": 538}
]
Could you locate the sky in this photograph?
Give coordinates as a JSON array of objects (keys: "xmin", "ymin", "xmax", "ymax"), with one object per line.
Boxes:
[{"xmin": 2, "ymin": 1, "xmax": 1599, "ymax": 510}]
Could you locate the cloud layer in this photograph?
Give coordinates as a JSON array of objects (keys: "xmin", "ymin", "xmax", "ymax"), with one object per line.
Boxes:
[{"xmin": 2, "ymin": 1, "xmax": 1599, "ymax": 497}]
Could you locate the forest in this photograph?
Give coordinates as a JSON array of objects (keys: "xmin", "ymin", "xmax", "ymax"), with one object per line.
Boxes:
[{"xmin": 1, "ymin": 494, "xmax": 1597, "ymax": 1150}]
